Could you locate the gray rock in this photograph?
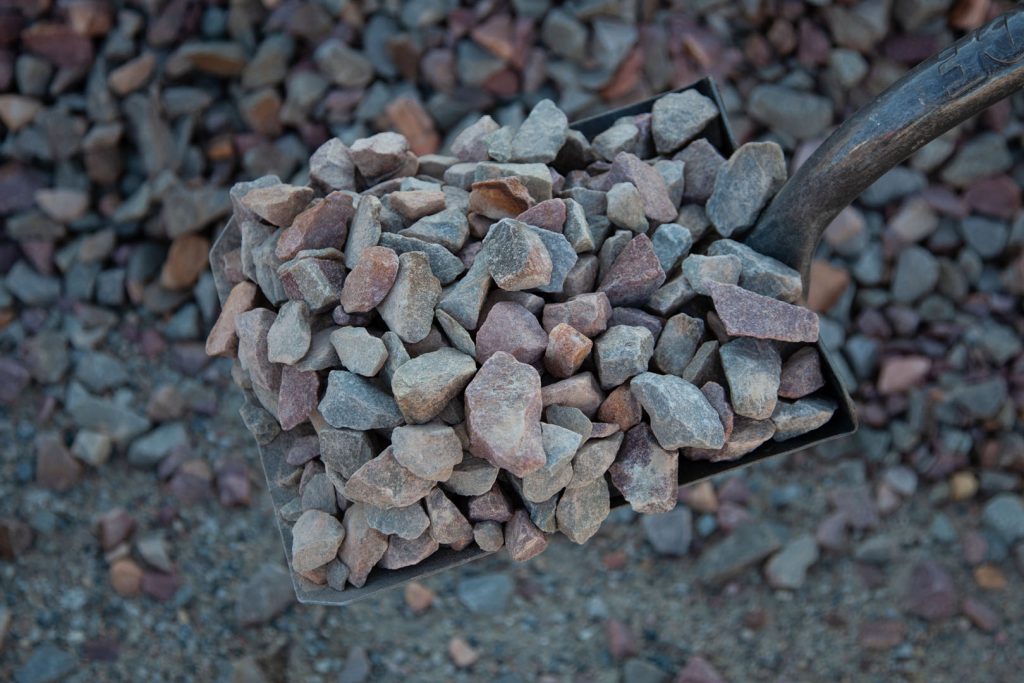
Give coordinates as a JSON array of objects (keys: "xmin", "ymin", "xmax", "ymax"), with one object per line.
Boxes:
[
  {"xmin": 483, "ymin": 218, "xmax": 553, "ymax": 291},
  {"xmin": 567, "ymin": 432, "xmax": 623, "ymax": 489},
  {"xmin": 457, "ymin": 573, "xmax": 514, "ymax": 614},
  {"xmin": 606, "ymin": 182, "xmax": 648, "ymax": 233},
  {"xmin": 277, "ymin": 252, "xmax": 346, "ymax": 313},
  {"xmin": 391, "ymin": 423, "xmax": 462, "ymax": 481},
  {"xmin": 982, "ymin": 494, "xmax": 1024, "ymax": 545},
  {"xmin": 301, "ymin": 473, "xmax": 338, "ymax": 514},
  {"xmin": 511, "ymin": 99, "xmax": 567, "ymax": 163},
  {"xmin": 630, "ymin": 372, "xmax": 725, "ymax": 450},
  {"xmin": 5, "ymin": 261, "xmax": 61, "ymax": 306},
  {"xmin": 959, "ymin": 216, "xmax": 1008, "ymax": 259},
  {"xmin": 442, "ymin": 455, "xmax": 499, "ymax": 497},
  {"xmin": 127, "ymin": 422, "xmax": 189, "ymax": 468},
  {"xmin": 696, "ymin": 520, "xmax": 787, "ymax": 585},
  {"xmin": 771, "ymin": 397, "xmax": 836, "ymax": 441},
  {"xmin": 748, "ymin": 84, "xmax": 833, "ymax": 140},
  {"xmin": 319, "ymin": 370, "xmax": 404, "ymax": 430},
  {"xmin": 391, "ymin": 347, "xmax": 477, "ymax": 424},
  {"xmin": 314, "ymin": 38, "xmax": 374, "ymax": 87},
  {"xmin": 309, "ymin": 138, "xmax": 356, "ymax": 191},
  {"xmin": 593, "ymin": 325, "xmax": 654, "ymax": 390},
  {"xmin": 522, "ymin": 423, "xmax": 582, "ymax": 503},
  {"xmin": 544, "ymin": 405, "xmax": 593, "ymax": 442},
  {"xmin": 891, "ymin": 245, "xmax": 939, "ymax": 304},
  {"xmin": 562, "ymin": 198, "xmax": 595, "ymax": 253},
  {"xmin": 425, "ymin": 487, "xmax": 474, "ymax": 548},
  {"xmin": 682, "ymin": 254, "xmax": 741, "ymax": 295},
  {"xmin": 436, "ymin": 309, "xmax": 476, "ymax": 357},
  {"xmin": 345, "ymin": 194, "xmax": 382, "ymax": 269},
  {"xmin": 706, "ymin": 238, "xmax": 803, "ymax": 303},
  {"xmin": 345, "ymin": 448, "xmax": 434, "ymax": 509},
  {"xmin": 377, "ymin": 251, "xmax": 442, "ymax": 343},
  {"xmin": 651, "ymin": 90, "xmax": 719, "ymax": 154},
  {"xmin": 686, "ymin": 416, "xmax": 776, "ymax": 463},
  {"xmin": 378, "ymin": 232, "xmax": 464, "ymax": 285},
  {"xmin": 473, "ymin": 521, "xmax": 505, "ymax": 552},
  {"xmin": 474, "ymin": 161, "xmax": 553, "ymax": 202},
  {"xmin": 641, "ymin": 506, "xmax": 693, "ymax": 556},
  {"xmin": 608, "ymin": 424, "xmax": 679, "ymax": 515},
  {"xmin": 524, "ymin": 224, "xmax": 577, "ymax": 294},
  {"xmin": 706, "ymin": 142, "xmax": 787, "ymax": 237},
  {"xmin": 593, "ymin": 123, "xmax": 640, "ymax": 161},
  {"xmin": 401, "ymin": 208, "xmax": 469, "ymax": 252},
  {"xmin": 338, "ymin": 503, "xmax": 389, "ymax": 588},
  {"xmin": 318, "ymin": 427, "xmax": 374, "ymax": 478},
  {"xmin": 654, "ymin": 313, "xmax": 704, "ymax": 376},
  {"xmin": 365, "ymin": 503, "xmax": 430, "ymax": 540},
  {"xmin": 940, "ymin": 132, "xmax": 1012, "ymax": 187},
  {"xmin": 438, "ymin": 255, "xmax": 492, "ymax": 330},
  {"xmin": 556, "ymin": 476, "xmax": 610, "ymax": 544},
  {"xmin": 330, "ymin": 327, "xmax": 388, "ymax": 377},
  {"xmin": 765, "ymin": 534, "xmax": 819, "ymax": 589},
  {"xmin": 676, "ymin": 139, "xmax": 726, "ymax": 204},
  {"xmin": 650, "ymin": 223, "xmax": 693, "ymax": 274},
  {"xmin": 13, "ymin": 644, "xmax": 77, "ymax": 683},
  {"xmin": 267, "ymin": 300, "xmax": 311, "ymax": 365},
  {"xmin": 646, "ymin": 274, "xmax": 697, "ymax": 317},
  {"xmin": 378, "ymin": 531, "xmax": 439, "ymax": 570},
  {"xmin": 720, "ymin": 338, "xmax": 781, "ymax": 420},
  {"xmin": 451, "ymin": 115, "xmax": 500, "ymax": 161},
  {"xmin": 656, "ymin": 159, "xmax": 686, "ymax": 208}
]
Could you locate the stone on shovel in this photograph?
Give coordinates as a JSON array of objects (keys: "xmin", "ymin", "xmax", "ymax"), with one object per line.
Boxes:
[
  {"xmin": 505, "ymin": 509, "xmax": 549, "ymax": 562},
  {"xmin": 468, "ymin": 484, "xmax": 513, "ymax": 523},
  {"xmin": 318, "ymin": 370, "xmax": 404, "ymax": 430},
  {"xmin": 522, "ymin": 423, "xmax": 582, "ymax": 503},
  {"xmin": 345, "ymin": 447, "xmax": 434, "ymax": 509},
  {"xmin": 706, "ymin": 238, "xmax": 803, "ymax": 302},
  {"xmin": 706, "ymin": 142, "xmax": 786, "ymax": 237},
  {"xmin": 329, "ymin": 327, "xmax": 388, "ymax": 377},
  {"xmin": 682, "ymin": 254, "xmax": 741, "ymax": 295},
  {"xmin": 709, "ymin": 282, "xmax": 819, "ymax": 342},
  {"xmin": 391, "ymin": 347, "xmax": 477, "ymax": 424},
  {"xmin": 567, "ymin": 431, "xmax": 623, "ymax": 489},
  {"xmin": 630, "ymin": 372, "xmax": 725, "ymax": 450},
  {"xmin": 379, "ymin": 531, "xmax": 440, "ymax": 570},
  {"xmin": 267, "ymin": 300, "xmax": 311, "ymax": 365},
  {"xmin": 771, "ymin": 397, "xmax": 836, "ymax": 441},
  {"xmin": 686, "ymin": 416, "xmax": 775, "ymax": 463},
  {"xmin": 556, "ymin": 476, "xmax": 610, "ymax": 544},
  {"xmin": 465, "ymin": 351, "xmax": 545, "ymax": 477},
  {"xmin": 609, "ymin": 424, "xmax": 679, "ymax": 515},
  {"xmin": 391, "ymin": 423, "xmax": 463, "ymax": 481},
  {"xmin": 720, "ymin": 337, "xmax": 781, "ymax": 420},
  {"xmin": 425, "ymin": 487, "xmax": 474, "ymax": 548},
  {"xmin": 653, "ymin": 313, "xmax": 704, "ymax": 376},
  {"xmin": 593, "ymin": 325, "xmax": 654, "ymax": 390},
  {"xmin": 779, "ymin": 347, "xmax": 826, "ymax": 399},
  {"xmin": 606, "ymin": 182, "xmax": 648, "ymax": 233},
  {"xmin": 443, "ymin": 455, "xmax": 500, "ymax": 497},
  {"xmin": 338, "ymin": 503, "xmax": 389, "ymax": 588},
  {"xmin": 483, "ymin": 218, "xmax": 553, "ymax": 291},
  {"xmin": 652, "ymin": 90, "xmax": 719, "ymax": 155},
  {"xmin": 291, "ymin": 509, "xmax": 345, "ymax": 573},
  {"xmin": 365, "ymin": 503, "xmax": 430, "ymax": 540},
  {"xmin": 511, "ymin": 99, "xmax": 568, "ymax": 163}
]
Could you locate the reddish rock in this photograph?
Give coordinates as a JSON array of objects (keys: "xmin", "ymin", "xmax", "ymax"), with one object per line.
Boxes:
[
  {"xmin": 23, "ymin": 22, "xmax": 94, "ymax": 67},
  {"xmin": 504, "ymin": 509, "xmax": 548, "ymax": 562},
  {"xmin": 858, "ymin": 619, "xmax": 907, "ymax": 649},
  {"xmin": 468, "ymin": 484, "xmax": 513, "ymax": 523},
  {"xmin": 905, "ymin": 560, "xmax": 957, "ymax": 621},
  {"xmin": 216, "ymin": 460, "xmax": 251, "ymax": 508},
  {"xmin": 516, "ymin": 198, "xmax": 567, "ymax": 232},
  {"xmin": 700, "ymin": 382, "xmax": 734, "ymax": 442},
  {"xmin": 240, "ymin": 184, "xmax": 314, "ymax": 227},
  {"xmin": 345, "ymin": 448, "xmax": 434, "ymax": 509},
  {"xmin": 340, "ymin": 246, "xmax": 399, "ymax": 313},
  {"xmin": 807, "ymin": 260, "xmax": 850, "ymax": 313},
  {"xmin": 465, "ymin": 352, "xmax": 545, "ymax": 477},
  {"xmin": 541, "ymin": 372, "xmax": 605, "ymax": 417},
  {"xmin": 205, "ymin": 281, "xmax": 259, "ymax": 357},
  {"xmin": 468, "ymin": 177, "xmax": 535, "ymax": 219},
  {"xmin": 96, "ymin": 508, "xmax": 136, "ymax": 551},
  {"xmin": 544, "ymin": 323, "xmax": 593, "ymax": 378},
  {"xmin": 292, "ymin": 509, "xmax": 346, "ymax": 573},
  {"xmin": 877, "ymin": 356, "xmax": 931, "ymax": 394},
  {"xmin": 475, "ymin": 301, "xmax": 548, "ymax": 365},
  {"xmin": 609, "ymin": 424, "xmax": 678, "ymax": 514},
  {"xmin": 674, "ymin": 655, "xmax": 727, "ymax": 683},
  {"xmin": 108, "ymin": 52, "xmax": 156, "ymax": 94},
  {"xmin": 962, "ymin": 596, "xmax": 1001, "ymax": 632},
  {"xmin": 35, "ymin": 434, "xmax": 81, "ymax": 492},
  {"xmin": 542, "ymin": 292, "xmax": 612, "ymax": 337},
  {"xmin": 110, "ymin": 558, "xmax": 144, "ymax": 597},
  {"xmin": 607, "ymin": 152, "xmax": 677, "ymax": 223},
  {"xmin": 448, "ymin": 637, "xmax": 479, "ymax": 668},
  {"xmin": 389, "ymin": 190, "xmax": 446, "ymax": 221},
  {"xmin": 598, "ymin": 383, "xmax": 643, "ymax": 431},
  {"xmin": 778, "ymin": 347, "xmax": 825, "ymax": 399},
  {"xmin": 598, "ymin": 234, "xmax": 666, "ymax": 306},
  {"xmin": 275, "ymin": 192, "xmax": 354, "ymax": 260},
  {"xmin": 160, "ymin": 234, "xmax": 210, "ymax": 290},
  {"xmin": 404, "ymin": 581, "xmax": 435, "ymax": 613},
  {"xmin": 710, "ymin": 282, "xmax": 819, "ymax": 342},
  {"xmin": 385, "ymin": 97, "xmax": 440, "ymax": 156},
  {"xmin": 605, "ymin": 618, "xmax": 639, "ymax": 660}
]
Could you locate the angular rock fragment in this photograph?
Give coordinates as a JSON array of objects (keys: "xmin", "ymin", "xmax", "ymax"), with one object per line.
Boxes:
[
  {"xmin": 609, "ymin": 424, "xmax": 679, "ymax": 515},
  {"xmin": 236, "ymin": 308, "xmax": 281, "ymax": 393},
  {"xmin": 542, "ymin": 292, "xmax": 612, "ymax": 338},
  {"xmin": 389, "ymin": 190, "xmax": 446, "ymax": 221},
  {"xmin": 401, "ymin": 208, "xmax": 469, "ymax": 252},
  {"xmin": 710, "ymin": 282, "xmax": 819, "ymax": 343},
  {"xmin": 771, "ymin": 397, "xmax": 837, "ymax": 441},
  {"xmin": 345, "ymin": 448, "xmax": 434, "ymax": 509},
  {"xmin": 318, "ymin": 371, "xmax": 404, "ymax": 430},
  {"xmin": 465, "ymin": 352, "xmax": 545, "ymax": 477},
  {"xmin": 720, "ymin": 338, "xmax": 781, "ymax": 420},
  {"xmin": 350, "ymin": 132, "xmax": 411, "ymax": 180},
  {"xmin": 309, "ymin": 138, "xmax": 356, "ymax": 191},
  {"xmin": 779, "ymin": 347, "xmax": 826, "ymax": 399},
  {"xmin": 483, "ymin": 218, "xmax": 553, "ymax": 291},
  {"xmin": 438, "ymin": 255, "xmax": 492, "ymax": 330},
  {"xmin": 510, "ymin": 99, "xmax": 568, "ymax": 163},
  {"xmin": 598, "ymin": 234, "xmax": 666, "ymax": 306},
  {"xmin": 652, "ymin": 90, "xmax": 719, "ymax": 155},
  {"xmin": 291, "ymin": 509, "xmax": 345, "ymax": 573},
  {"xmin": 567, "ymin": 431, "xmax": 623, "ymax": 489},
  {"xmin": 522, "ymin": 423, "xmax": 582, "ymax": 502},
  {"xmin": 706, "ymin": 239, "xmax": 802, "ymax": 302},
  {"xmin": 607, "ymin": 152, "xmax": 677, "ymax": 223},
  {"xmin": 267, "ymin": 300, "xmax": 311, "ymax": 365},
  {"xmin": 524, "ymin": 225, "xmax": 577, "ymax": 295},
  {"xmin": 468, "ymin": 484, "xmax": 513, "ymax": 523},
  {"xmin": 700, "ymin": 381, "xmax": 734, "ymax": 442},
  {"xmin": 378, "ymin": 232, "xmax": 465, "ymax": 285},
  {"xmin": 653, "ymin": 313, "xmax": 704, "ymax": 376},
  {"xmin": 317, "ymin": 427, "xmax": 374, "ymax": 478},
  {"xmin": 206, "ymin": 281, "xmax": 258, "ymax": 357},
  {"xmin": 541, "ymin": 372, "xmax": 605, "ymax": 417},
  {"xmin": 379, "ymin": 531, "xmax": 439, "ymax": 570},
  {"xmin": 277, "ymin": 366, "xmax": 320, "ymax": 431},
  {"xmin": 706, "ymin": 142, "xmax": 787, "ymax": 237},
  {"xmin": 475, "ymin": 301, "xmax": 548, "ymax": 365},
  {"xmin": 505, "ymin": 509, "xmax": 549, "ymax": 562},
  {"xmin": 630, "ymin": 373, "xmax": 725, "ymax": 450},
  {"xmin": 557, "ymin": 476, "xmax": 610, "ymax": 544},
  {"xmin": 278, "ymin": 252, "xmax": 346, "ymax": 313},
  {"xmin": 451, "ymin": 115, "xmax": 500, "ymax": 161},
  {"xmin": 391, "ymin": 423, "xmax": 463, "ymax": 481},
  {"xmin": 686, "ymin": 416, "xmax": 776, "ymax": 462},
  {"xmin": 598, "ymin": 384, "xmax": 642, "ymax": 432},
  {"xmin": 682, "ymin": 254, "xmax": 741, "ymax": 295},
  {"xmin": 676, "ymin": 139, "xmax": 726, "ymax": 204},
  {"xmin": 651, "ymin": 223, "xmax": 694, "ymax": 274},
  {"xmin": 544, "ymin": 323, "xmax": 593, "ymax": 378},
  {"xmin": 275, "ymin": 192, "xmax": 354, "ymax": 260},
  {"xmin": 377, "ymin": 251, "xmax": 441, "ymax": 343},
  {"xmin": 365, "ymin": 503, "xmax": 430, "ymax": 540},
  {"xmin": 593, "ymin": 325, "xmax": 654, "ymax": 390},
  {"xmin": 391, "ymin": 347, "xmax": 477, "ymax": 424},
  {"xmin": 240, "ymin": 183, "xmax": 314, "ymax": 227},
  {"xmin": 344, "ymin": 194, "xmax": 382, "ymax": 269},
  {"xmin": 443, "ymin": 455, "xmax": 500, "ymax": 497},
  {"xmin": 473, "ymin": 522, "xmax": 505, "ymax": 552},
  {"xmin": 340, "ymin": 246, "xmax": 399, "ymax": 313},
  {"xmin": 425, "ymin": 487, "xmax": 474, "ymax": 548},
  {"xmin": 517, "ymin": 198, "xmax": 566, "ymax": 232},
  {"xmin": 606, "ymin": 182, "xmax": 648, "ymax": 233},
  {"xmin": 469, "ymin": 177, "xmax": 534, "ymax": 220},
  {"xmin": 338, "ymin": 503, "xmax": 389, "ymax": 588}
]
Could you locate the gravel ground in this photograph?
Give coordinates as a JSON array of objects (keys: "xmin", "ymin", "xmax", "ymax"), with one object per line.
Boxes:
[{"xmin": 4, "ymin": 1, "xmax": 1024, "ymax": 682}]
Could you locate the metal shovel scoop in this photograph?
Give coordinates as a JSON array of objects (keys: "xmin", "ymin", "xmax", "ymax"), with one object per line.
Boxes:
[{"xmin": 210, "ymin": 8, "xmax": 1024, "ymax": 605}]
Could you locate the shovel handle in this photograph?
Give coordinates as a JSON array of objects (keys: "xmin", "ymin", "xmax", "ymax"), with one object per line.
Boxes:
[{"xmin": 745, "ymin": 8, "xmax": 1024, "ymax": 295}]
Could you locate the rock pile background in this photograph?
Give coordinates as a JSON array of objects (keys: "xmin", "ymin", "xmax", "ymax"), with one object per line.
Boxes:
[{"xmin": 3, "ymin": 1, "xmax": 1024, "ymax": 682}]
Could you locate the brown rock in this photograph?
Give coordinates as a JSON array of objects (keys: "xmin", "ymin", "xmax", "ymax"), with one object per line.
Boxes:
[
  {"xmin": 338, "ymin": 503, "xmax": 389, "ymax": 588},
  {"xmin": 425, "ymin": 487, "xmax": 474, "ymax": 548},
  {"xmin": 385, "ymin": 96, "xmax": 440, "ymax": 156},
  {"xmin": 404, "ymin": 581, "xmax": 435, "ymax": 612},
  {"xmin": 858, "ymin": 619, "xmax": 907, "ymax": 650},
  {"xmin": 35, "ymin": 434, "xmax": 81, "ymax": 492},
  {"xmin": 96, "ymin": 508, "xmax": 136, "ymax": 550},
  {"xmin": 240, "ymin": 184, "xmax": 314, "ymax": 227},
  {"xmin": 465, "ymin": 352, "xmax": 546, "ymax": 477},
  {"xmin": 206, "ymin": 281, "xmax": 259, "ymax": 357},
  {"xmin": 448, "ymin": 637, "xmax": 479, "ymax": 668},
  {"xmin": 275, "ymin": 192, "xmax": 354, "ymax": 261},
  {"xmin": 476, "ymin": 301, "xmax": 548, "ymax": 365},
  {"xmin": 340, "ymin": 246, "xmax": 399, "ymax": 313},
  {"xmin": 505, "ymin": 509, "xmax": 548, "ymax": 562},
  {"xmin": 597, "ymin": 383, "xmax": 642, "ymax": 432},
  {"xmin": 807, "ymin": 260, "xmax": 850, "ymax": 313},
  {"xmin": 108, "ymin": 52, "xmax": 156, "ymax": 95},
  {"xmin": 291, "ymin": 509, "xmax": 346, "ymax": 573},
  {"xmin": 345, "ymin": 448, "xmax": 434, "ymax": 509},
  {"xmin": 389, "ymin": 190, "xmax": 446, "ymax": 221},
  {"xmin": 541, "ymin": 372, "xmax": 605, "ymax": 417},
  {"xmin": 379, "ymin": 531, "xmax": 439, "ymax": 570},
  {"xmin": 110, "ymin": 558, "xmax": 144, "ymax": 597},
  {"xmin": 277, "ymin": 366, "xmax": 320, "ymax": 431},
  {"xmin": 469, "ymin": 177, "xmax": 535, "ymax": 219},
  {"xmin": 160, "ymin": 234, "xmax": 210, "ymax": 290},
  {"xmin": 516, "ymin": 198, "xmax": 566, "ymax": 232},
  {"xmin": 877, "ymin": 356, "xmax": 931, "ymax": 394},
  {"xmin": 544, "ymin": 323, "xmax": 593, "ymax": 378},
  {"xmin": 542, "ymin": 292, "xmax": 612, "ymax": 338},
  {"xmin": 598, "ymin": 234, "xmax": 666, "ymax": 306},
  {"xmin": 23, "ymin": 22, "xmax": 94, "ymax": 67},
  {"xmin": 778, "ymin": 347, "xmax": 826, "ymax": 399},
  {"xmin": 0, "ymin": 96, "xmax": 42, "ymax": 132},
  {"xmin": 709, "ymin": 282, "xmax": 819, "ymax": 342},
  {"xmin": 468, "ymin": 484, "xmax": 513, "ymax": 522}
]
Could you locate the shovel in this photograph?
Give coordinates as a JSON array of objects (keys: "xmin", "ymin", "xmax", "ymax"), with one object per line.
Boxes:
[{"xmin": 210, "ymin": 8, "xmax": 1024, "ymax": 605}]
